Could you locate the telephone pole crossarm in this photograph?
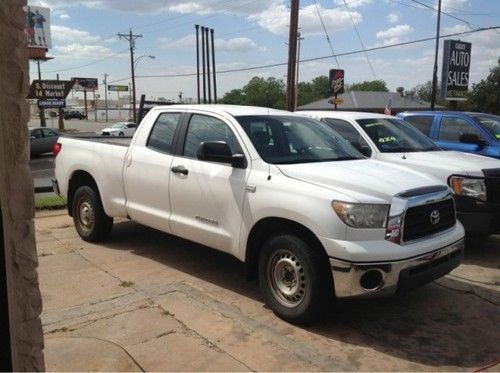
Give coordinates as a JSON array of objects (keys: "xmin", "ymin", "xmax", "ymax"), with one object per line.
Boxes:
[{"xmin": 118, "ymin": 30, "xmax": 143, "ymax": 122}]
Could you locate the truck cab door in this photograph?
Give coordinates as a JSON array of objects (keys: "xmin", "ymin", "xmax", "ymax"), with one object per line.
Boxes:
[
  {"xmin": 169, "ymin": 113, "xmax": 250, "ymax": 255},
  {"xmin": 123, "ymin": 112, "xmax": 182, "ymax": 233},
  {"xmin": 436, "ymin": 116, "xmax": 488, "ymax": 155}
]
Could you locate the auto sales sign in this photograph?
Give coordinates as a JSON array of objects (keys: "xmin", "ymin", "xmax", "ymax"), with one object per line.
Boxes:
[{"xmin": 440, "ymin": 40, "xmax": 472, "ymax": 100}]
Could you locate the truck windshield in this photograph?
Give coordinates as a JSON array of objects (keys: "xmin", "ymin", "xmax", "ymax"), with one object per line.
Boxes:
[
  {"xmin": 356, "ymin": 118, "xmax": 440, "ymax": 153},
  {"xmin": 235, "ymin": 115, "xmax": 363, "ymax": 164},
  {"xmin": 470, "ymin": 114, "xmax": 500, "ymax": 141}
]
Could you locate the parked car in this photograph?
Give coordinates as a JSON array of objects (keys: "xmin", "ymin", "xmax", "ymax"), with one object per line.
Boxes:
[
  {"xmin": 53, "ymin": 105, "xmax": 464, "ymax": 323},
  {"xmin": 30, "ymin": 127, "xmax": 59, "ymax": 156},
  {"xmin": 299, "ymin": 111, "xmax": 500, "ymax": 238},
  {"xmin": 397, "ymin": 111, "xmax": 500, "ymax": 159},
  {"xmin": 64, "ymin": 110, "xmax": 86, "ymax": 120},
  {"xmin": 101, "ymin": 122, "xmax": 138, "ymax": 136}
]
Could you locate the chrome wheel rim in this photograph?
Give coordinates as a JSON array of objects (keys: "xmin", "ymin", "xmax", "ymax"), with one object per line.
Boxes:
[
  {"xmin": 267, "ymin": 249, "xmax": 306, "ymax": 307},
  {"xmin": 77, "ymin": 199, "xmax": 95, "ymax": 232}
]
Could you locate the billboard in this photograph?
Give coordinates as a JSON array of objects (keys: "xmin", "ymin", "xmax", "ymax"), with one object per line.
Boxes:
[
  {"xmin": 440, "ymin": 40, "xmax": 472, "ymax": 101},
  {"xmin": 108, "ymin": 85, "xmax": 129, "ymax": 92},
  {"xmin": 71, "ymin": 78, "xmax": 99, "ymax": 92},
  {"xmin": 329, "ymin": 69, "xmax": 345, "ymax": 95},
  {"xmin": 24, "ymin": 6, "xmax": 51, "ymax": 49}
]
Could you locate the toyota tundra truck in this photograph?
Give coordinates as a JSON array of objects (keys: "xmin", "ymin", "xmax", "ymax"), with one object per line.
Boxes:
[{"xmin": 53, "ymin": 105, "xmax": 465, "ymax": 323}]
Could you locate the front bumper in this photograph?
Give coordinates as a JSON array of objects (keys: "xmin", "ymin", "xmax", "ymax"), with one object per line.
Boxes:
[{"xmin": 330, "ymin": 238, "xmax": 464, "ymax": 298}]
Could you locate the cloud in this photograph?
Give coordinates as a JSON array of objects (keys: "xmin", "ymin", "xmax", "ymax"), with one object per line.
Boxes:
[
  {"xmin": 59, "ymin": 13, "xmax": 70, "ymax": 19},
  {"xmin": 439, "ymin": 0, "xmax": 468, "ymax": 12},
  {"xmin": 334, "ymin": 0, "xmax": 372, "ymax": 8},
  {"xmin": 55, "ymin": 44, "xmax": 113, "ymax": 58},
  {"xmin": 160, "ymin": 34, "xmax": 264, "ymax": 53},
  {"xmin": 249, "ymin": 3, "xmax": 362, "ymax": 36},
  {"xmin": 51, "ymin": 25, "xmax": 102, "ymax": 44},
  {"xmin": 376, "ymin": 24, "xmax": 414, "ymax": 45},
  {"xmin": 387, "ymin": 12, "xmax": 399, "ymax": 24}
]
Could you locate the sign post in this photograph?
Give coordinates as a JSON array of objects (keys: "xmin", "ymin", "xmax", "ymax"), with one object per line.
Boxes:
[
  {"xmin": 440, "ymin": 40, "xmax": 472, "ymax": 108},
  {"xmin": 329, "ymin": 69, "xmax": 345, "ymax": 110}
]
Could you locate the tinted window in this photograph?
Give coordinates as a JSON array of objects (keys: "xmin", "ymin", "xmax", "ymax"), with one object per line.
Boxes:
[
  {"xmin": 470, "ymin": 114, "xmax": 500, "ymax": 141},
  {"xmin": 438, "ymin": 117, "xmax": 483, "ymax": 142},
  {"xmin": 404, "ymin": 116, "xmax": 434, "ymax": 136},
  {"xmin": 236, "ymin": 115, "xmax": 362, "ymax": 164},
  {"xmin": 357, "ymin": 118, "xmax": 440, "ymax": 153},
  {"xmin": 147, "ymin": 112, "xmax": 181, "ymax": 154},
  {"xmin": 31, "ymin": 129, "xmax": 42, "ymax": 139},
  {"xmin": 42, "ymin": 128, "xmax": 58, "ymax": 137},
  {"xmin": 322, "ymin": 118, "xmax": 371, "ymax": 155},
  {"xmin": 183, "ymin": 115, "xmax": 241, "ymax": 159}
]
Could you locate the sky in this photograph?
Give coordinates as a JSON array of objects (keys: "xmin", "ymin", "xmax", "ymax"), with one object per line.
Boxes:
[{"xmin": 29, "ymin": 0, "xmax": 500, "ymax": 102}]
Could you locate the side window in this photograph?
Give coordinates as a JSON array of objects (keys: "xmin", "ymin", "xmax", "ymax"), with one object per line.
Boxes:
[
  {"xmin": 439, "ymin": 117, "xmax": 483, "ymax": 142},
  {"xmin": 183, "ymin": 114, "xmax": 241, "ymax": 159},
  {"xmin": 404, "ymin": 116, "xmax": 433, "ymax": 136},
  {"xmin": 147, "ymin": 112, "xmax": 181, "ymax": 154},
  {"xmin": 31, "ymin": 129, "xmax": 43, "ymax": 139},
  {"xmin": 42, "ymin": 128, "xmax": 57, "ymax": 137},
  {"xmin": 322, "ymin": 118, "xmax": 371, "ymax": 155}
]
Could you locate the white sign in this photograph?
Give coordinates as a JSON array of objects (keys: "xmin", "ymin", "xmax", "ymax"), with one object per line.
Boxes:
[{"xmin": 24, "ymin": 6, "xmax": 52, "ymax": 49}]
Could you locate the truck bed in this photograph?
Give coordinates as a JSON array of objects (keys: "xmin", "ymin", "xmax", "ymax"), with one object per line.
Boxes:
[{"xmin": 61, "ymin": 134, "xmax": 132, "ymax": 147}]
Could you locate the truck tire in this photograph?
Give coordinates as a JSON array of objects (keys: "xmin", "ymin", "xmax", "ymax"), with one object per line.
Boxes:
[
  {"xmin": 72, "ymin": 185, "xmax": 113, "ymax": 242},
  {"xmin": 119, "ymin": 132, "xmax": 124, "ymax": 137},
  {"xmin": 258, "ymin": 234, "xmax": 332, "ymax": 324}
]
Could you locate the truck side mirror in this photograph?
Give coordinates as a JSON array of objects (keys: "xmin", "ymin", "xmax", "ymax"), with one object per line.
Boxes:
[
  {"xmin": 197, "ymin": 141, "xmax": 246, "ymax": 168},
  {"xmin": 351, "ymin": 141, "xmax": 372, "ymax": 157},
  {"xmin": 459, "ymin": 133, "xmax": 487, "ymax": 149}
]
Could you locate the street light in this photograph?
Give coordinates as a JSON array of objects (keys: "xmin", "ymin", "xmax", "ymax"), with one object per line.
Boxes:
[{"xmin": 131, "ymin": 55, "xmax": 155, "ymax": 122}]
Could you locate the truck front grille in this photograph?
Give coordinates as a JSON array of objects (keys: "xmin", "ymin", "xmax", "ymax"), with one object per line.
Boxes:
[
  {"xmin": 483, "ymin": 168, "xmax": 500, "ymax": 204},
  {"xmin": 403, "ymin": 199, "xmax": 456, "ymax": 242}
]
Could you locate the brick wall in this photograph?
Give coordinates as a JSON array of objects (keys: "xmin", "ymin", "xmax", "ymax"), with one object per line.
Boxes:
[{"xmin": 0, "ymin": 1, "xmax": 45, "ymax": 370}]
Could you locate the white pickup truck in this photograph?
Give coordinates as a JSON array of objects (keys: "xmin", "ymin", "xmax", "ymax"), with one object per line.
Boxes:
[
  {"xmin": 300, "ymin": 111, "xmax": 500, "ymax": 239},
  {"xmin": 53, "ymin": 105, "xmax": 465, "ymax": 323}
]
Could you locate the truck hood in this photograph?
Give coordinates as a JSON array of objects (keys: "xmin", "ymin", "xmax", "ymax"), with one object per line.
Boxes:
[
  {"xmin": 277, "ymin": 159, "xmax": 443, "ymax": 203},
  {"xmin": 377, "ymin": 150, "xmax": 500, "ymax": 178}
]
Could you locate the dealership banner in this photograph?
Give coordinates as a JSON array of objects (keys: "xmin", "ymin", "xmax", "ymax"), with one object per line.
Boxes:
[
  {"xmin": 440, "ymin": 40, "xmax": 472, "ymax": 100},
  {"xmin": 329, "ymin": 69, "xmax": 345, "ymax": 95},
  {"xmin": 24, "ymin": 6, "xmax": 52, "ymax": 49}
]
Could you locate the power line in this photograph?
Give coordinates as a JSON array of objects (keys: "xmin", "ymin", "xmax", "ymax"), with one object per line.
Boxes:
[
  {"xmin": 107, "ymin": 25, "xmax": 499, "ymax": 83},
  {"xmin": 408, "ymin": 0, "xmax": 476, "ymax": 30},
  {"xmin": 43, "ymin": 48, "xmax": 130, "ymax": 74},
  {"xmin": 312, "ymin": 0, "xmax": 340, "ymax": 67},
  {"xmin": 342, "ymin": 0, "xmax": 377, "ymax": 80}
]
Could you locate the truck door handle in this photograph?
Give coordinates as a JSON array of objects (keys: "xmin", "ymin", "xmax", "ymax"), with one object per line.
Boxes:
[{"xmin": 171, "ymin": 165, "xmax": 188, "ymax": 175}]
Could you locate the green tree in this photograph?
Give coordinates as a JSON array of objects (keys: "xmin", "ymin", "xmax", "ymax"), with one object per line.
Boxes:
[
  {"xmin": 220, "ymin": 76, "xmax": 286, "ymax": 109},
  {"xmin": 468, "ymin": 58, "xmax": 500, "ymax": 114},
  {"xmin": 219, "ymin": 89, "xmax": 245, "ymax": 105},
  {"xmin": 297, "ymin": 75, "xmax": 331, "ymax": 106},
  {"xmin": 348, "ymin": 79, "xmax": 388, "ymax": 92}
]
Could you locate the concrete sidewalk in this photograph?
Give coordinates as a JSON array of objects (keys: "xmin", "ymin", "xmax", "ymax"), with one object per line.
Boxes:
[{"xmin": 36, "ymin": 211, "xmax": 500, "ymax": 371}]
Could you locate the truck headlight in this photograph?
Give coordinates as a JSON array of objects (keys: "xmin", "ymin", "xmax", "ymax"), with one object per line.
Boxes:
[
  {"xmin": 449, "ymin": 176, "xmax": 486, "ymax": 201},
  {"xmin": 332, "ymin": 201, "xmax": 389, "ymax": 228}
]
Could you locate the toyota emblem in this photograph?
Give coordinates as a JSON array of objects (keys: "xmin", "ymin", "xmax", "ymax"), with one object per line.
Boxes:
[{"xmin": 430, "ymin": 210, "xmax": 441, "ymax": 225}]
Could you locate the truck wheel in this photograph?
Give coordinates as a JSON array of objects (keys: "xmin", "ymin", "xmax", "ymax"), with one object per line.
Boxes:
[
  {"xmin": 119, "ymin": 132, "xmax": 124, "ymax": 137},
  {"xmin": 258, "ymin": 234, "xmax": 332, "ymax": 324},
  {"xmin": 72, "ymin": 185, "xmax": 113, "ymax": 242}
]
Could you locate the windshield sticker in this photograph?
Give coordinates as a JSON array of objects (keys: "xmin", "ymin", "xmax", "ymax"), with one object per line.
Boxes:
[
  {"xmin": 496, "ymin": 134, "xmax": 500, "ymax": 140},
  {"xmin": 378, "ymin": 136, "xmax": 397, "ymax": 144},
  {"xmin": 365, "ymin": 123, "xmax": 382, "ymax": 128}
]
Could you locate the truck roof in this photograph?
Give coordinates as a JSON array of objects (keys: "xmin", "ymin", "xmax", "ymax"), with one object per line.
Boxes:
[
  {"xmin": 148, "ymin": 104, "xmax": 293, "ymax": 117},
  {"xmin": 298, "ymin": 110, "xmax": 395, "ymax": 120}
]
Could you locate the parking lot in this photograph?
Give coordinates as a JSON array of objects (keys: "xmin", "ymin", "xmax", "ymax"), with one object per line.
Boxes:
[{"xmin": 36, "ymin": 211, "xmax": 499, "ymax": 371}]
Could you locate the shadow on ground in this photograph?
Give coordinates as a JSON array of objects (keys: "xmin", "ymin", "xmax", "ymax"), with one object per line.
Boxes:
[{"xmin": 101, "ymin": 220, "xmax": 499, "ymax": 369}]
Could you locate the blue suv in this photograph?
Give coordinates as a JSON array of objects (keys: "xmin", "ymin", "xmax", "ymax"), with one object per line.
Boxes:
[{"xmin": 397, "ymin": 111, "xmax": 500, "ymax": 159}]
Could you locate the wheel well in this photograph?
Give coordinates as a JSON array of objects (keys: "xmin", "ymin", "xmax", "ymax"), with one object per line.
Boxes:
[
  {"xmin": 245, "ymin": 217, "xmax": 327, "ymax": 280},
  {"xmin": 67, "ymin": 171, "xmax": 99, "ymax": 216}
]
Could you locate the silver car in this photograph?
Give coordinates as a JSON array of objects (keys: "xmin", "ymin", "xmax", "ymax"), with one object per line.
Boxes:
[{"xmin": 30, "ymin": 127, "xmax": 59, "ymax": 156}]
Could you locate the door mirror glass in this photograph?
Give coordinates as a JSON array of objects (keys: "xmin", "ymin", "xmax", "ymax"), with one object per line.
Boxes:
[
  {"xmin": 350, "ymin": 141, "xmax": 372, "ymax": 157},
  {"xmin": 459, "ymin": 133, "xmax": 487, "ymax": 148},
  {"xmin": 197, "ymin": 141, "xmax": 246, "ymax": 168}
]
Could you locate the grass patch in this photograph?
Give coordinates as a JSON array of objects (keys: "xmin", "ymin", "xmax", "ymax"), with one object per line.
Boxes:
[{"xmin": 35, "ymin": 196, "xmax": 67, "ymax": 210}]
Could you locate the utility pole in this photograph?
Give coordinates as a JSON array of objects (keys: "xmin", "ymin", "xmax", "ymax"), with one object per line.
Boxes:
[
  {"xmin": 210, "ymin": 28, "xmax": 218, "ymax": 103},
  {"xmin": 205, "ymin": 27, "xmax": 211, "ymax": 104},
  {"xmin": 195, "ymin": 25, "xmax": 201, "ymax": 104},
  {"xmin": 286, "ymin": 0, "xmax": 300, "ymax": 112},
  {"xmin": 430, "ymin": 0, "xmax": 442, "ymax": 111},
  {"xmin": 295, "ymin": 32, "xmax": 304, "ymax": 109},
  {"xmin": 201, "ymin": 26, "xmax": 206, "ymax": 103},
  {"xmin": 36, "ymin": 61, "xmax": 46, "ymax": 127},
  {"xmin": 103, "ymin": 74, "xmax": 109, "ymax": 122},
  {"xmin": 118, "ymin": 29, "xmax": 142, "ymax": 122}
]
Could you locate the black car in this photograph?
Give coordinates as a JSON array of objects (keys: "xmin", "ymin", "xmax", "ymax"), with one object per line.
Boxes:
[
  {"xmin": 30, "ymin": 127, "xmax": 59, "ymax": 156},
  {"xmin": 64, "ymin": 110, "xmax": 86, "ymax": 120}
]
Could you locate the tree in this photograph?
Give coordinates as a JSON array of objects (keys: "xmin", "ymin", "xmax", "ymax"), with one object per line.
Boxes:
[
  {"xmin": 220, "ymin": 76, "xmax": 286, "ymax": 109},
  {"xmin": 348, "ymin": 80, "xmax": 388, "ymax": 92},
  {"xmin": 468, "ymin": 58, "xmax": 500, "ymax": 114}
]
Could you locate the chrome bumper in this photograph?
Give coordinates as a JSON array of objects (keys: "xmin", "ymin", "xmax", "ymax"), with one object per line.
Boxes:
[{"xmin": 330, "ymin": 239, "xmax": 464, "ymax": 298}]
